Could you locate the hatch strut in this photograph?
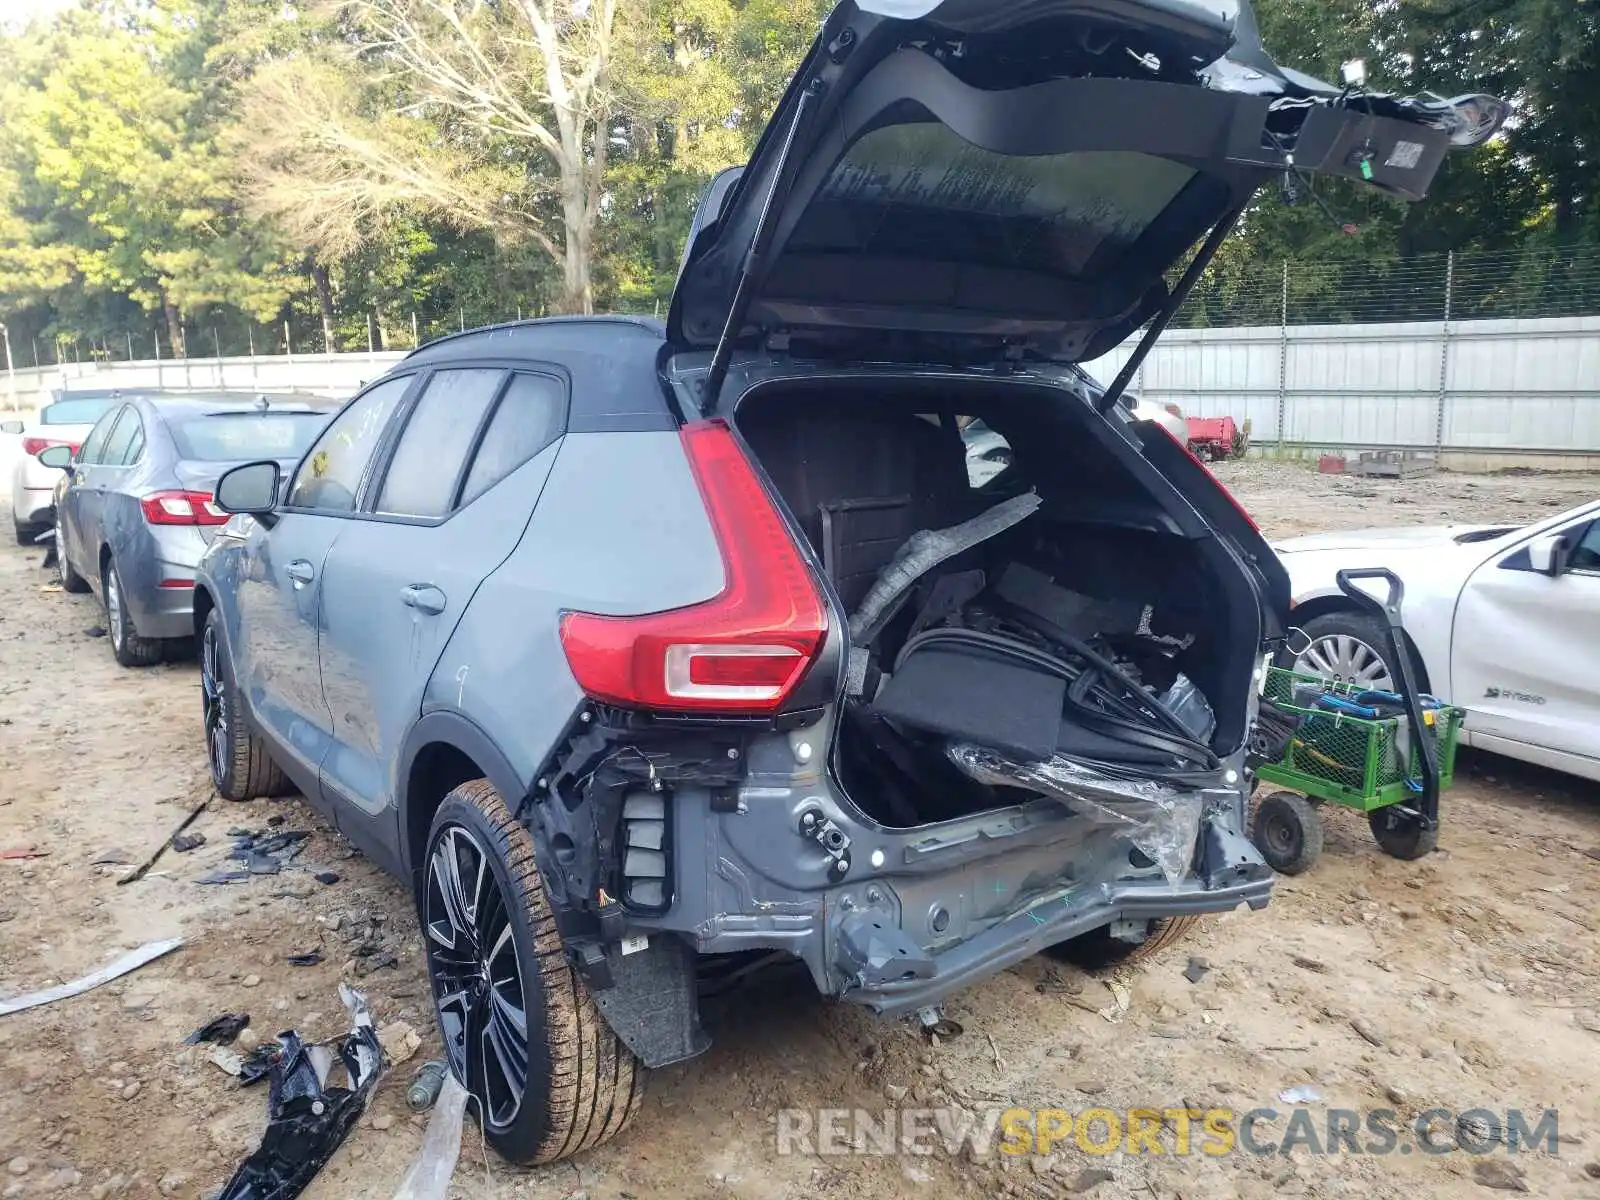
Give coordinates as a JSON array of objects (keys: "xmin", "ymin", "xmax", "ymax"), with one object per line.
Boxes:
[
  {"xmin": 703, "ymin": 82, "xmax": 822, "ymax": 410},
  {"xmin": 1094, "ymin": 201, "xmax": 1249, "ymax": 415}
]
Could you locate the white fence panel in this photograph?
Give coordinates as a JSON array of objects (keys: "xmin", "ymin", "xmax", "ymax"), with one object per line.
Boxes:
[{"xmin": 7, "ymin": 316, "xmax": 1600, "ymax": 458}]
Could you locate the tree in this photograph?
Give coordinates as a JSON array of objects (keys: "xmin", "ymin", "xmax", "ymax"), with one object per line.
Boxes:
[
  {"xmin": 0, "ymin": 1, "xmax": 297, "ymax": 356},
  {"xmin": 235, "ymin": 0, "xmax": 633, "ymax": 315}
]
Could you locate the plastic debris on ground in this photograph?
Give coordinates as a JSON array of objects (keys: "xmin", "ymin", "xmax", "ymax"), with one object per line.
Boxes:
[
  {"xmin": 171, "ymin": 832, "xmax": 206, "ymax": 853},
  {"xmin": 119, "ymin": 796, "xmax": 212, "ymax": 885},
  {"xmin": 1278, "ymin": 1084, "xmax": 1323, "ymax": 1104},
  {"xmin": 215, "ymin": 984, "xmax": 384, "ymax": 1200},
  {"xmin": 226, "ymin": 829, "xmax": 312, "ymax": 878},
  {"xmin": 0, "ymin": 937, "xmax": 183, "ymax": 1017},
  {"xmin": 186, "ymin": 1013, "xmax": 251, "ymax": 1045},
  {"xmin": 198, "ymin": 870, "xmax": 252, "ymax": 886},
  {"xmin": 390, "ymin": 1074, "xmax": 467, "ymax": 1200},
  {"xmin": 1098, "ymin": 979, "xmax": 1132, "ymax": 1024},
  {"xmin": 945, "ymin": 743, "xmax": 1203, "ymax": 886},
  {"xmin": 286, "ymin": 953, "xmax": 323, "ymax": 967}
]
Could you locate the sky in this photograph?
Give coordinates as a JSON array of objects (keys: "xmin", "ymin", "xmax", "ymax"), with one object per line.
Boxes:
[{"xmin": 0, "ymin": 0, "xmax": 79, "ymax": 29}]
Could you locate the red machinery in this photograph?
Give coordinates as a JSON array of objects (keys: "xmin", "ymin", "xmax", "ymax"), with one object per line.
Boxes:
[{"xmin": 1186, "ymin": 415, "xmax": 1241, "ymax": 462}]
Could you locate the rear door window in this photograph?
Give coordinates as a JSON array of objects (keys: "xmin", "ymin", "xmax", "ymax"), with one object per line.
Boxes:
[
  {"xmin": 100, "ymin": 408, "xmax": 139, "ymax": 467},
  {"xmin": 458, "ymin": 373, "xmax": 566, "ymax": 506},
  {"xmin": 120, "ymin": 417, "xmax": 145, "ymax": 465},
  {"xmin": 375, "ymin": 368, "xmax": 505, "ymax": 520},
  {"xmin": 286, "ymin": 376, "xmax": 412, "ymax": 513},
  {"xmin": 76, "ymin": 408, "xmax": 121, "ymax": 465}
]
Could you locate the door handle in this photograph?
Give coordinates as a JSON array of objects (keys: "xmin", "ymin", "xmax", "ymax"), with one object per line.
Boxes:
[
  {"xmin": 400, "ymin": 583, "xmax": 447, "ymax": 615},
  {"xmin": 286, "ymin": 559, "xmax": 315, "ymax": 587}
]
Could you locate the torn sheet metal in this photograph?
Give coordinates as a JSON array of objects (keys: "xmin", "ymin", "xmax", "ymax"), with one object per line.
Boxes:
[
  {"xmin": 216, "ymin": 985, "xmax": 384, "ymax": 1200},
  {"xmin": 946, "ymin": 744, "xmax": 1202, "ymax": 885},
  {"xmin": 0, "ymin": 937, "xmax": 183, "ymax": 1017}
]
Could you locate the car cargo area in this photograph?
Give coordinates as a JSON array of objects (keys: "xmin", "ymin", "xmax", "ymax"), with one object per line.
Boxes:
[{"xmin": 737, "ymin": 379, "xmax": 1262, "ymax": 873}]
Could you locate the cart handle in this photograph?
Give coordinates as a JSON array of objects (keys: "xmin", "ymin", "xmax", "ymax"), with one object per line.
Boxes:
[
  {"xmin": 1335, "ymin": 567, "xmax": 1403, "ymax": 618},
  {"xmin": 1333, "ymin": 566, "xmax": 1439, "ymax": 829}
]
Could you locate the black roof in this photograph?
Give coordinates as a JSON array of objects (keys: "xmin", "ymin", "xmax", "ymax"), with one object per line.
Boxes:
[{"xmin": 402, "ymin": 316, "xmax": 672, "ymax": 434}]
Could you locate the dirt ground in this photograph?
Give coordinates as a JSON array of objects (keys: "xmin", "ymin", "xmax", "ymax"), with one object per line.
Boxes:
[{"xmin": 2, "ymin": 460, "xmax": 1599, "ymax": 1200}]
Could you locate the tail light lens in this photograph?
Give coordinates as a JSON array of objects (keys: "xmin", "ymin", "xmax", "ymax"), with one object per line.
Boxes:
[
  {"xmin": 559, "ymin": 419, "xmax": 827, "ymax": 714},
  {"xmin": 140, "ymin": 490, "xmax": 229, "ymax": 526},
  {"xmin": 1153, "ymin": 423, "xmax": 1260, "ymax": 532},
  {"xmin": 22, "ymin": 437, "xmax": 78, "ymax": 457}
]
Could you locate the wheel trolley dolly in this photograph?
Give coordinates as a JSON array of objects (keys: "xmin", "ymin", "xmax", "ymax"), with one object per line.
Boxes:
[{"xmin": 1250, "ymin": 569, "xmax": 1465, "ymax": 874}]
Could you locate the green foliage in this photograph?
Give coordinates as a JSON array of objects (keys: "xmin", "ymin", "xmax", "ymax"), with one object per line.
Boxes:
[{"xmin": 0, "ymin": 0, "xmax": 1595, "ymax": 359}]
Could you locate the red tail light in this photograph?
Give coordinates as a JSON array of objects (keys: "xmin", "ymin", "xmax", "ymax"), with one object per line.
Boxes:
[
  {"xmin": 1154, "ymin": 423, "xmax": 1260, "ymax": 532},
  {"xmin": 559, "ymin": 419, "xmax": 827, "ymax": 713},
  {"xmin": 140, "ymin": 490, "xmax": 229, "ymax": 526},
  {"xmin": 22, "ymin": 436, "xmax": 77, "ymax": 457}
]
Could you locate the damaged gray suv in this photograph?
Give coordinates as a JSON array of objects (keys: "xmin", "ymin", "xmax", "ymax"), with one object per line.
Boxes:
[{"xmin": 192, "ymin": 0, "xmax": 1505, "ymax": 1165}]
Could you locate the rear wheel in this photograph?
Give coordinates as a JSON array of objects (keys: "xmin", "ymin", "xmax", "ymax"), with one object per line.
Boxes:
[
  {"xmin": 13, "ymin": 518, "xmax": 38, "ymax": 547},
  {"xmin": 1279, "ymin": 611, "xmax": 1398, "ymax": 690},
  {"xmin": 104, "ymin": 558, "xmax": 164, "ymax": 668},
  {"xmin": 422, "ymin": 780, "xmax": 644, "ymax": 1164},
  {"xmin": 1251, "ymin": 791, "xmax": 1323, "ymax": 875},
  {"xmin": 56, "ymin": 512, "xmax": 88, "ymax": 592},
  {"xmin": 1047, "ymin": 915, "xmax": 1201, "ymax": 970},
  {"xmin": 1369, "ymin": 806, "xmax": 1438, "ymax": 861},
  {"xmin": 201, "ymin": 609, "xmax": 288, "ymax": 800}
]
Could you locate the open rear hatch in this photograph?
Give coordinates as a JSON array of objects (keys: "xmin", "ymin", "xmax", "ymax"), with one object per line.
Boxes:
[
  {"xmin": 669, "ymin": 0, "xmax": 1506, "ymax": 370},
  {"xmin": 665, "ymin": 0, "xmax": 1504, "ymax": 681}
]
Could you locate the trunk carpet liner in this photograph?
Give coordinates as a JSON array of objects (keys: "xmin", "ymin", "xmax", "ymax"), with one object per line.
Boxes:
[{"xmin": 870, "ymin": 647, "xmax": 1066, "ymax": 762}]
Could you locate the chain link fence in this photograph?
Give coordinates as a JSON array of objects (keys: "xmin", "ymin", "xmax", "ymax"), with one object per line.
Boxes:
[
  {"xmin": 1178, "ymin": 244, "xmax": 1600, "ymax": 330},
  {"xmin": 9, "ymin": 247, "xmax": 1600, "ymax": 367}
]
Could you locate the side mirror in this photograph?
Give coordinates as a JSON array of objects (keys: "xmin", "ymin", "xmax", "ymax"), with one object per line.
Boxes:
[
  {"xmin": 215, "ymin": 460, "xmax": 282, "ymax": 516},
  {"xmin": 37, "ymin": 444, "xmax": 74, "ymax": 470},
  {"xmin": 0, "ymin": 420, "xmax": 23, "ymax": 436},
  {"xmin": 1526, "ymin": 532, "xmax": 1573, "ymax": 578}
]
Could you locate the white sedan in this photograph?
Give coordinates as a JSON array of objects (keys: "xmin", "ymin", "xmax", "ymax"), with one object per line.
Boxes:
[
  {"xmin": 3, "ymin": 392, "xmax": 121, "ymax": 543},
  {"xmin": 1275, "ymin": 498, "xmax": 1600, "ymax": 783}
]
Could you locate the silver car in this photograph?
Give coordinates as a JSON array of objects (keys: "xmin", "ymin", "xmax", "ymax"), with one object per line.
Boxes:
[{"xmin": 40, "ymin": 393, "xmax": 332, "ymax": 666}]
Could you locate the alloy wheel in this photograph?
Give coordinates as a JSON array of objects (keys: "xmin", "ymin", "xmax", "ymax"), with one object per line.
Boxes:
[
  {"xmin": 106, "ymin": 568, "xmax": 123, "ymax": 651},
  {"xmin": 1295, "ymin": 633, "xmax": 1392, "ymax": 690},
  {"xmin": 424, "ymin": 825, "xmax": 529, "ymax": 1132},
  {"xmin": 54, "ymin": 514, "xmax": 65, "ymax": 578},
  {"xmin": 200, "ymin": 625, "xmax": 228, "ymax": 785}
]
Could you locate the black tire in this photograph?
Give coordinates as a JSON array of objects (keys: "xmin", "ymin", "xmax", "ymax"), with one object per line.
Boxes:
[
  {"xmin": 1251, "ymin": 791, "xmax": 1323, "ymax": 875},
  {"xmin": 1047, "ymin": 915, "xmax": 1202, "ymax": 970},
  {"xmin": 201, "ymin": 609, "xmax": 288, "ymax": 800},
  {"xmin": 56, "ymin": 512, "xmax": 88, "ymax": 592},
  {"xmin": 1369, "ymin": 806, "xmax": 1439, "ymax": 861},
  {"xmin": 13, "ymin": 518, "xmax": 38, "ymax": 547},
  {"xmin": 1276, "ymin": 611, "xmax": 1405, "ymax": 691},
  {"xmin": 422, "ymin": 780, "xmax": 644, "ymax": 1164},
  {"xmin": 103, "ymin": 557, "xmax": 164, "ymax": 667}
]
